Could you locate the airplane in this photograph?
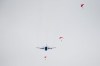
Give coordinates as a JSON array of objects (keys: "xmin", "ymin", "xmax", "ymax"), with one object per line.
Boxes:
[{"xmin": 36, "ymin": 45, "xmax": 56, "ymax": 51}]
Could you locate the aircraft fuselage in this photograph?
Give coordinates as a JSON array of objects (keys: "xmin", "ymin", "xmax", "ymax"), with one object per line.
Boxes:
[{"xmin": 45, "ymin": 47, "xmax": 48, "ymax": 51}]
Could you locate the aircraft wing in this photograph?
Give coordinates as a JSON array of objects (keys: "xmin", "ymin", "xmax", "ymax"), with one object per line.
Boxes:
[
  {"xmin": 48, "ymin": 47, "xmax": 56, "ymax": 49},
  {"xmin": 36, "ymin": 47, "xmax": 44, "ymax": 49}
]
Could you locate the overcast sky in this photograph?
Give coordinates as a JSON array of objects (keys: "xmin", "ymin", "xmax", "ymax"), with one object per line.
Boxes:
[{"xmin": 0, "ymin": 0, "xmax": 100, "ymax": 66}]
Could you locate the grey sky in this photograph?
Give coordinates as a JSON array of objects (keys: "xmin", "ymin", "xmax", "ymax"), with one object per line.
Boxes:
[{"xmin": 0, "ymin": 0, "xmax": 100, "ymax": 66}]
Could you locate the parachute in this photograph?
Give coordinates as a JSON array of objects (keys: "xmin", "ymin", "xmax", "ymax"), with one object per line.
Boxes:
[
  {"xmin": 81, "ymin": 4, "xmax": 84, "ymax": 8},
  {"xmin": 59, "ymin": 36, "xmax": 64, "ymax": 42}
]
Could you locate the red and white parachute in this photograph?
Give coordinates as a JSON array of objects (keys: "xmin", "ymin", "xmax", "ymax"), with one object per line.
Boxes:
[
  {"xmin": 81, "ymin": 4, "xmax": 84, "ymax": 8},
  {"xmin": 59, "ymin": 36, "xmax": 64, "ymax": 42},
  {"xmin": 44, "ymin": 56, "xmax": 47, "ymax": 60}
]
